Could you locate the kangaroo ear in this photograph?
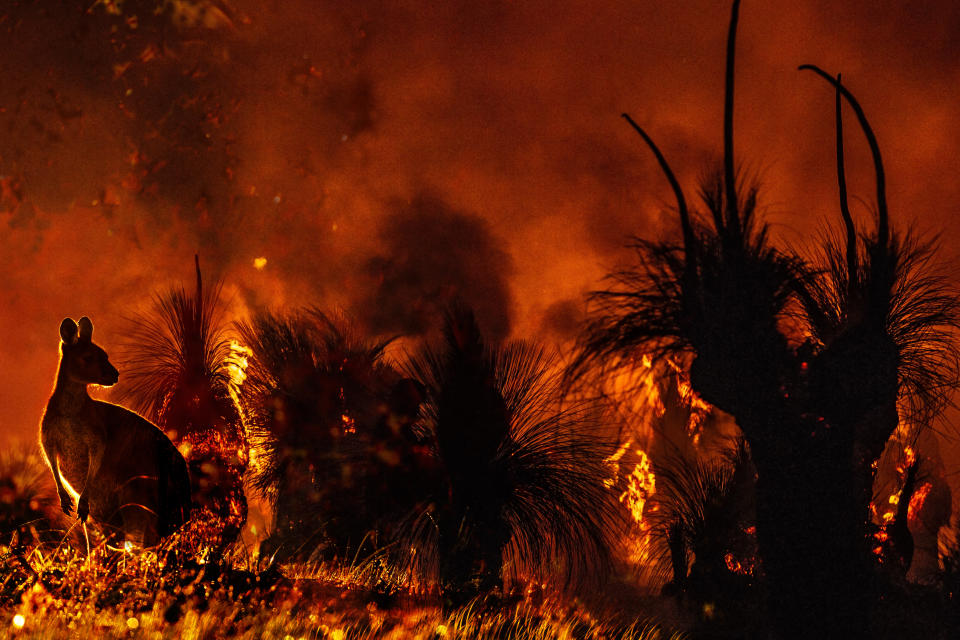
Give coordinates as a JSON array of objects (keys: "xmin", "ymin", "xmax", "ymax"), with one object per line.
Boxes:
[
  {"xmin": 77, "ymin": 317, "xmax": 94, "ymax": 342},
  {"xmin": 59, "ymin": 318, "xmax": 79, "ymax": 345}
]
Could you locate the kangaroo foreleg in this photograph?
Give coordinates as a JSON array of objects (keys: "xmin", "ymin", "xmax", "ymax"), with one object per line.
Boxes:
[
  {"xmin": 40, "ymin": 435, "xmax": 73, "ymax": 516},
  {"xmin": 52, "ymin": 457, "xmax": 73, "ymax": 516},
  {"xmin": 78, "ymin": 440, "xmax": 105, "ymax": 522}
]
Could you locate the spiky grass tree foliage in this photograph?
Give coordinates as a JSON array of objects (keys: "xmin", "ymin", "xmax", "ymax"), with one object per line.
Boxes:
[
  {"xmin": 650, "ymin": 441, "xmax": 756, "ymax": 602},
  {"xmin": 115, "ymin": 256, "xmax": 247, "ymax": 545},
  {"xmin": 576, "ymin": 1, "xmax": 960, "ymax": 636},
  {"xmin": 405, "ymin": 307, "xmax": 619, "ymax": 599},
  {"xmin": 237, "ymin": 309, "xmax": 427, "ymax": 563}
]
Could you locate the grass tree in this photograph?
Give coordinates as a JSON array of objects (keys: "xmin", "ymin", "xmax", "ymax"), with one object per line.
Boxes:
[
  {"xmin": 115, "ymin": 256, "xmax": 248, "ymax": 546},
  {"xmin": 237, "ymin": 309, "xmax": 425, "ymax": 563},
  {"xmin": 577, "ymin": 1, "xmax": 960, "ymax": 636},
  {"xmin": 406, "ymin": 306, "xmax": 619, "ymax": 601}
]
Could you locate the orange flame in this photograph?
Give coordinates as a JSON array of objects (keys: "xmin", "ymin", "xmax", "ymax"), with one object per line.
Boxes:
[
  {"xmin": 607, "ymin": 446, "xmax": 657, "ymax": 564},
  {"xmin": 908, "ymin": 482, "xmax": 932, "ymax": 527}
]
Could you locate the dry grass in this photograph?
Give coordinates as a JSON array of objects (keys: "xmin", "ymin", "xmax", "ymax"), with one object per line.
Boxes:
[{"xmin": 0, "ymin": 531, "xmax": 682, "ymax": 640}]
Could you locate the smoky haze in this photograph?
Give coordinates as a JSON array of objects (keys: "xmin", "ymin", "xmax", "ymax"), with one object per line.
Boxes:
[{"xmin": 2, "ymin": 0, "xmax": 959, "ymax": 442}]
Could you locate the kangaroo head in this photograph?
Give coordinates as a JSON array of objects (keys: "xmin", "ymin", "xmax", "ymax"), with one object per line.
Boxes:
[{"xmin": 59, "ymin": 317, "xmax": 120, "ymax": 386}]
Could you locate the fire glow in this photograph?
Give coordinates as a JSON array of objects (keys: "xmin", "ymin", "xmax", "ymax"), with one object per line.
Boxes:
[{"xmin": 0, "ymin": 1, "xmax": 957, "ymax": 638}]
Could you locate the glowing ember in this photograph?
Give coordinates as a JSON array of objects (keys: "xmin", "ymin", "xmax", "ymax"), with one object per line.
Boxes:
[
  {"xmin": 896, "ymin": 445, "xmax": 916, "ymax": 476},
  {"xmin": 724, "ymin": 552, "xmax": 755, "ymax": 576},
  {"xmin": 872, "ymin": 443, "xmax": 919, "ymax": 528},
  {"xmin": 253, "ymin": 257, "xmax": 268, "ymax": 270},
  {"xmin": 12, "ymin": 615, "xmax": 24, "ymax": 629}
]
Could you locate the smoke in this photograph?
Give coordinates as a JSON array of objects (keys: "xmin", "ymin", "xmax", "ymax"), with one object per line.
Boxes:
[{"xmin": 356, "ymin": 194, "xmax": 514, "ymax": 340}]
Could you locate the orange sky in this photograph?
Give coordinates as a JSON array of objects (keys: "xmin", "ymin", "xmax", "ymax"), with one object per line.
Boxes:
[{"xmin": 2, "ymin": 1, "xmax": 959, "ymax": 444}]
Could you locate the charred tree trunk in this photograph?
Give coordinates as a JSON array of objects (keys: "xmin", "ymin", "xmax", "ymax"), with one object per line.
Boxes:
[{"xmin": 748, "ymin": 421, "xmax": 873, "ymax": 638}]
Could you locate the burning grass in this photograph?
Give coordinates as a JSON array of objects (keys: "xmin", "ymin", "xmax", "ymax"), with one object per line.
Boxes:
[
  {"xmin": 0, "ymin": 528, "xmax": 682, "ymax": 640},
  {"xmin": 0, "ymin": 434, "xmax": 681, "ymax": 639}
]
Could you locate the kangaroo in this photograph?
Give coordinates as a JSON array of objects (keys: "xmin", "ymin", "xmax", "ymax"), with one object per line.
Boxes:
[{"xmin": 39, "ymin": 317, "xmax": 192, "ymax": 545}]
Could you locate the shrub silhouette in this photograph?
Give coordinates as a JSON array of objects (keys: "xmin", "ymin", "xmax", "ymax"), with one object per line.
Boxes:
[{"xmin": 650, "ymin": 439, "xmax": 757, "ymax": 627}]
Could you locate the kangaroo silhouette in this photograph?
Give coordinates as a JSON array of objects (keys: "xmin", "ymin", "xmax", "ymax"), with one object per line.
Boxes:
[{"xmin": 39, "ymin": 317, "xmax": 192, "ymax": 545}]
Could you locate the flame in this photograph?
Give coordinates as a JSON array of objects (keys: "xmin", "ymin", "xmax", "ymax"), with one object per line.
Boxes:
[
  {"xmin": 666, "ymin": 358, "xmax": 711, "ymax": 442},
  {"xmin": 602, "ymin": 354, "xmax": 717, "ymax": 566},
  {"xmin": 604, "ymin": 440, "xmax": 658, "ymax": 563},
  {"xmin": 908, "ymin": 482, "xmax": 933, "ymax": 527},
  {"xmin": 620, "ymin": 449, "xmax": 656, "ymax": 524},
  {"xmin": 602, "ymin": 440, "xmax": 631, "ymax": 489},
  {"xmin": 614, "ymin": 447, "xmax": 657, "ymax": 564},
  {"xmin": 225, "ymin": 340, "xmax": 253, "ymax": 389}
]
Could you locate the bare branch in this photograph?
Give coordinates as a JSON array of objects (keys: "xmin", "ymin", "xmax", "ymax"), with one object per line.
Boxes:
[
  {"xmin": 723, "ymin": 0, "xmax": 742, "ymax": 237},
  {"xmin": 621, "ymin": 113, "xmax": 695, "ymax": 262},
  {"xmin": 800, "ymin": 64, "xmax": 888, "ymax": 249},
  {"xmin": 834, "ymin": 73, "xmax": 858, "ymax": 298}
]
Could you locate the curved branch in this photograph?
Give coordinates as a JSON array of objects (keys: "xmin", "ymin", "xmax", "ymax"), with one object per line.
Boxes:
[
  {"xmin": 834, "ymin": 73, "xmax": 858, "ymax": 297},
  {"xmin": 621, "ymin": 113, "xmax": 695, "ymax": 260},
  {"xmin": 724, "ymin": 0, "xmax": 742, "ymax": 237},
  {"xmin": 800, "ymin": 64, "xmax": 888, "ymax": 250}
]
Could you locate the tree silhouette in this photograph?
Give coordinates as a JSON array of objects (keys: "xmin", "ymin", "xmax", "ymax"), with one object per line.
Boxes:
[
  {"xmin": 576, "ymin": 1, "xmax": 960, "ymax": 636},
  {"xmin": 115, "ymin": 256, "xmax": 248, "ymax": 546},
  {"xmin": 406, "ymin": 306, "xmax": 619, "ymax": 600}
]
